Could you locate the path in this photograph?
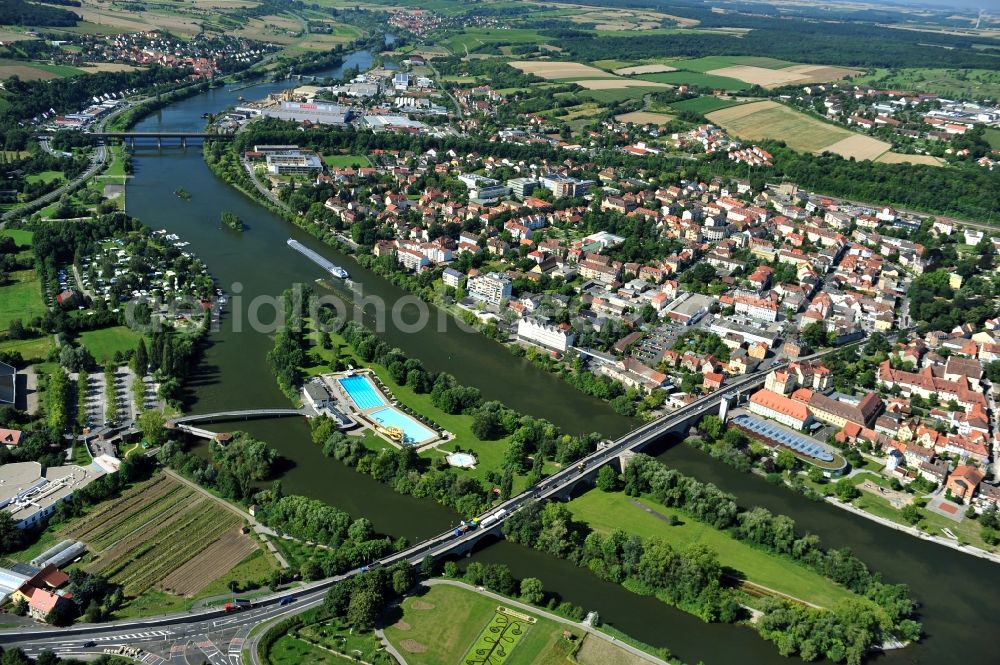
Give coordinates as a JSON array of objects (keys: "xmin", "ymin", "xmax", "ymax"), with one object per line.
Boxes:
[
  {"xmin": 375, "ymin": 627, "xmax": 408, "ymax": 665},
  {"xmin": 419, "ymin": 580, "xmax": 671, "ymax": 665}
]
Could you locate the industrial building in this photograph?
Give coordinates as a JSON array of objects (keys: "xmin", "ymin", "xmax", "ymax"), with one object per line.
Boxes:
[
  {"xmin": 0, "ymin": 462, "xmax": 104, "ymax": 529},
  {"xmin": 258, "ymin": 101, "xmax": 353, "ymax": 126}
]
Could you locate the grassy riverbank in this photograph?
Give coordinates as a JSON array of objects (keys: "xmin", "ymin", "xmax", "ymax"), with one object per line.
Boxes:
[{"xmin": 567, "ymin": 489, "xmax": 858, "ymax": 609}]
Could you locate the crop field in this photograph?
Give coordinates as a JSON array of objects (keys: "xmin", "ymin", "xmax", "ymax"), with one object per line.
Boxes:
[
  {"xmin": 615, "ymin": 111, "xmax": 674, "ymax": 124},
  {"xmin": 62, "ymin": 475, "xmax": 248, "ymax": 596},
  {"xmin": 509, "ymin": 60, "xmax": 618, "ymax": 80},
  {"xmin": 636, "ymin": 70, "xmax": 750, "ymax": 91},
  {"xmin": 574, "ymin": 78, "xmax": 669, "ymax": 90},
  {"xmin": 707, "ymin": 64, "xmax": 860, "ymax": 88},
  {"xmin": 876, "ymin": 152, "xmax": 944, "ymax": 166},
  {"xmin": 444, "ymin": 29, "xmax": 552, "ymax": 55},
  {"xmin": 0, "ymin": 60, "xmax": 71, "ymax": 81},
  {"xmin": 707, "ymin": 101, "xmax": 857, "ymax": 153},
  {"xmin": 159, "ymin": 529, "xmax": 257, "ymax": 596},
  {"xmin": 821, "ymin": 135, "xmax": 892, "ymax": 161},
  {"xmin": 671, "ymin": 96, "xmax": 743, "ymax": 115},
  {"xmin": 579, "ymin": 87, "xmax": 667, "ymax": 103},
  {"xmin": 613, "ymin": 64, "xmax": 677, "ymax": 75},
  {"xmin": 671, "ymin": 56, "xmax": 798, "ymax": 72}
]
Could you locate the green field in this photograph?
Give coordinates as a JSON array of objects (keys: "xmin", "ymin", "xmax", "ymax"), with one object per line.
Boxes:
[
  {"xmin": 442, "ymin": 28, "xmax": 551, "ymax": 54},
  {"xmin": 579, "ymin": 87, "xmax": 668, "ymax": 104},
  {"xmin": 0, "ymin": 229, "xmax": 34, "ymax": 247},
  {"xmin": 671, "ymin": 96, "xmax": 743, "ymax": 115},
  {"xmin": 671, "ymin": 56, "xmax": 797, "ymax": 72},
  {"xmin": 383, "ymin": 584, "xmax": 581, "ymax": 665},
  {"xmin": 25, "ymin": 170, "xmax": 65, "ymax": 185},
  {"xmin": 322, "ymin": 154, "xmax": 370, "ymax": 168},
  {"xmin": 0, "ymin": 271, "xmax": 46, "ymax": 332},
  {"xmin": 985, "ymin": 127, "xmax": 1000, "ymax": 150},
  {"xmin": 464, "ymin": 608, "xmax": 531, "ymax": 665},
  {"xmin": 853, "ymin": 67, "xmax": 1000, "ymax": 100},
  {"xmin": 567, "ymin": 490, "xmax": 859, "ymax": 608},
  {"xmin": 0, "ymin": 336, "xmax": 53, "ymax": 362},
  {"xmin": 78, "ymin": 326, "xmax": 143, "ymax": 362},
  {"xmin": 637, "ymin": 71, "xmax": 750, "ymax": 91}
]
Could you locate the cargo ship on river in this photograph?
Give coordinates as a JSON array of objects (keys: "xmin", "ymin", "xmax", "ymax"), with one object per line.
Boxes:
[{"xmin": 286, "ymin": 238, "xmax": 349, "ymax": 279}]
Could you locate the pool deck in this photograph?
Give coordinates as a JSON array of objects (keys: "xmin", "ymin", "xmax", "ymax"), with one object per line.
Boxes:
[{"xmin": 320, "ymin": 370, "xmax": 451, "ymax": 450}]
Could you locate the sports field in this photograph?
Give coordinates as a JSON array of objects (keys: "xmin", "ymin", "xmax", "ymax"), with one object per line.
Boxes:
[
  {"xmin": 567, "ymin": 490, "xmax": 860, "ymax": 608},
  {"xmin": 322, "ymin": 153, "xmax": 370, "ymax": 167}
]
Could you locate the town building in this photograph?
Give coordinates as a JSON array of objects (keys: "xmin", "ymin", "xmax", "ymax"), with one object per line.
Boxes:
[
  {"xmin": 467, "ymin": 272, "xmax": 512, "ymax": 305},
  {"xmin": 516, "ymin": 318, "xmax": 574, "ymax": 353},
  {"xmin": 265, "ymin": 151, "xmax": 323, "ymax": 175},
  {"xmin": 0, "ymin": 462, "xmax": 104, "ymax": 529},
  {"xmin": 747, "ymin": 389, "xmax": 813, "ymax": 430}
]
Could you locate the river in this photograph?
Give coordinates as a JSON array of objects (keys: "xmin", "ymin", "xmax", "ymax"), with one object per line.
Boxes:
[{"xmin": 124, "ymin": 47, "xmax": 999, "ymax": 665}]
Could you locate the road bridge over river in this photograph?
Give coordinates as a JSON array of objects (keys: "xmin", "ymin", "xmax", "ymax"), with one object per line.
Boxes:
[{"xmin": 0, "ymin": 344, "xmax": 867, "ymax": 662}]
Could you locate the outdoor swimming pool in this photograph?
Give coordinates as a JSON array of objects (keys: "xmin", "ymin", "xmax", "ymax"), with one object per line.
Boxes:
[
  {"xmin": 338, "ymin": 375, "xmax": 386, "ymax": 410},
  {"xmin": 370, "ymin": 407, "xmax": 436, "ymax": 445}
]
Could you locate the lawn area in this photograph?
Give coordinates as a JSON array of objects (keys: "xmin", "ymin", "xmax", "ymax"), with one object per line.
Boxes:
[
  {"xmin": 322, "ymin": 153, "xmax": 370, "ymax": 168},
  {"xmin": 567, "ymin": 490, "xmax": 859, "ymax": 609},
  {"xmin": 78, "ymin": 326, "xmax": 143, "ymax": 362},
  {"xmin": 267, "ymin": 634, "xmax": 355, "ymax": 664},
  {"xmin": 637, "ymin": 71, "xmax": 750, "ymax": 91},
  {"xmin": 197, "ymin": 548, "xmax": 281, "ymax": 598},
  {"xmin": 0, "ymin": 272, "xmax": 46, "ymax": 332},
  {"xmin": 383, "ymin": 584, "xmax": 582, "ymax": 665},
  {"xmin": 671, "ymin": 96, "xmax": 743, "ymax": 115},
  {"xmin": 0, "ymin": 229, "xmax": 34, "ymax": 247},
  {"xmin": 0, "ymin": 336, "xmax": 53, "ymax": 362},
  {"xmin": 25, "ymin": 170, "xmax": 65, "ymax": 185},
  {"xmin": 104, "ymin": 144, "xmax": 128, "ymax": 178}
]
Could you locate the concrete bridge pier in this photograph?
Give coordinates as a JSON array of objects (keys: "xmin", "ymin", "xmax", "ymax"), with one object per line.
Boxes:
[
  {"xmin": 156, "ymin": 137, "xmax": 162, "ymax": 149},
  {"xmin": 181, "ymin": 136, "xmax": 187, "ymax": 149}
]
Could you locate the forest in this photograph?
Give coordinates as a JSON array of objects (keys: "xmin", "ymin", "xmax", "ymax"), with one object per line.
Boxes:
[{"xmin": 0, "ymin": 0, "xmax": 79, "ymax": 27}]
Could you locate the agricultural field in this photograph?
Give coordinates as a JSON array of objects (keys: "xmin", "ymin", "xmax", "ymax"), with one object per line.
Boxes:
[
  {"xmin": 705, "ymin": 64, "xmax": 860, "ymax": 88},
  {"xmin": 78, "ymin": 326, "xmax": 143, "ymax": 362},
  {"xmin": 635, "ymin": 70, "xmax": 750, "ymax": 91},
  {"xmin": 61, "ymin": 474, "xmax": 256, "ymax": 597},
  {"xmin": 670, "ymin": 96, "xmax": 743, "ymax": 115},
  {"xmin": 579, "ymin": 88, "xmax": 667, "ymax": 104},
  {"xmin": 706, "ymin": 100, "xmax": 894, "ymax": 160},
  {"xmin": 0, "ymin": 59, "xmax": 83, "ymax": 81},
  {"xmin": 443, "ymin": 28, "xmax": 552, "ymax": 55},
  {"xmin": 670, "ymin": 56, "xmax": 798, "ymax": 72},
  {"xmin": 853, "ymin": 67, "xmax": 1000, "ymax": 101},
  {"xmin": 613, "ymin": 64, "xmax": 677, "ymax": 76},
  {"xmin": 875, "ymin": 152, "xmax": 945, "ymax": 166},
  {"xmin": 614, "ymin": 111, "xmax": 674, "ymax": 125},
  {"xmin": 0, "ymin": 270, "xmax": 46, "ymax": 332},
  {"xmin": 508, "ymin": 60, "xmax": 618, "ymax": 80},
  {"xmin": 383, "ymin": 583, "xmax": 583, "ymax": 665},
  {"xmin": 567, "ymin": 490, "xmax": 860, "ymax": 609}
]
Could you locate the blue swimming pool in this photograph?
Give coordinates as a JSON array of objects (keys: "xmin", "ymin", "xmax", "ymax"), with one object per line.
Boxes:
[
  {"xmin": 370, "ymin": 407, "xmax": 436, "ymax": 445},
  {"xmin": 338, "ymin": 375, "xmax": 386, "ymax": 410}
]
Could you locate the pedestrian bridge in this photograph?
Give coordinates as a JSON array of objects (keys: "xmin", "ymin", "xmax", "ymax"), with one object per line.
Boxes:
[{"xmin": 167, "ymin": 408, "xmax": 311, "ymax": 439}]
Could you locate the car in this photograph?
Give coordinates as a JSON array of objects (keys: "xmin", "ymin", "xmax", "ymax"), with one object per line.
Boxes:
[{"xmin": 83, "ymin": 641, "xmax": 96, "ymax": 648}]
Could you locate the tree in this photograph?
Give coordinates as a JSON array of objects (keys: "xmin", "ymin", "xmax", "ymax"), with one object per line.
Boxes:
[
  {"xmin": 346, "ymin": 587, "xmax": 380, "ymax": 630},
  {"xmin": 901, "ymin": 504, "xmax": 922, "ymax": 525},
  {"xmin": 472, "ymin": 409, "xmax": 502, "ymax": 440},
  {"xmin": 137, "ymin": 410, "xmax": 167, "ymax": 447},
  {"xmin": 835, "ymin": 478, "xmax": 861, "ymax": 501},
  {"xmin": 596, "ymin": 465, "xmax": 621, "ymax": 492},
  {"xmin": 133, "ymin": 338, "xmax": 148, "ymax": 376},
  {"xmin": 519, "ymin": 577, "xmax": 545, "ymax": 605}
]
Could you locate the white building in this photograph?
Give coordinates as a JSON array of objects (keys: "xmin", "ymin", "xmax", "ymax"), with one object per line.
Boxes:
[
  {"xmin": 468, "ymin": 272, "xmax": 512, "ymax": 305},
  {"xmin": 266, "ymin": 152, "xmax": 323, "ymax": 175},
  {"xmin": 442, "ymin": 267, "xmax": 465, "ymax": 289},
  {"xmin": 517, "ymin": 318, "xmax": 574, "ymax": 353}
]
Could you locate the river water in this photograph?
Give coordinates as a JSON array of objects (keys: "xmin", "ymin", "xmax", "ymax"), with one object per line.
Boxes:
[{"xmin": 124, "ymin": 48, "xmax": 999, "ymax": 665}]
